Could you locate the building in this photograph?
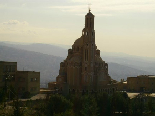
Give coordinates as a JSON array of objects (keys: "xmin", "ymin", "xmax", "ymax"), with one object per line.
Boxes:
[
  {"xmin": 48, "ymin": 82, "xmax": 57, "ymax": 90},
  {"xmin": 117, "ymin": 79, "xmax": 127, "ymax": 91},
  {"xmin": 0, "ymin": 61, "xmax": 40, "ymax": 95},
  {"xmin": 16, "ymin": 71, "xmax": 40, "ymax": 95},
  {"xmin": 0, "ymin": 61, "xmax": 17, "ymax": 88},
  {"xmin": 127, "ymin": 75, "xmax": 155, "ymax": 92},
  {"xmin": 49, "ymin": 10, "xmax": 117, "ymax": 93}
]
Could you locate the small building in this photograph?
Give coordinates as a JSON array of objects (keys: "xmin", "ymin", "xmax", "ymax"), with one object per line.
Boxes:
[
  {"xmin": 48, "ymin": 82, "xmax": 57, "ymax": 90},
  {"xmin": 117, "ymin": 79, "xmax": 127, "ymax": 91},
  {"xmin": 16, "ymin": 71, "xmax": 40, "ymax": 95},
  {"xmin": 0, "ymin": 61, "xmax": 40, "ymax": 95},
  {"xmin": 127, "ymin": 75, "xmax": 155, "ymax": 92}
]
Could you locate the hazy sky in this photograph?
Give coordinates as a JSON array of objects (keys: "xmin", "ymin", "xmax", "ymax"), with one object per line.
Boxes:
[{"xmin": 0, "ymin": 0, "xmax": 155, "ymax": 57}]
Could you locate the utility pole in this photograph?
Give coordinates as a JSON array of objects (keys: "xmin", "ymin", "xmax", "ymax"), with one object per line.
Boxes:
[
  {"xmin": 4, "ymin": 72, "xmax": 9, "ymax": 107},
  {"xmin": 3, "ymin": 71, "xmax": 12, "ymax": 107}
]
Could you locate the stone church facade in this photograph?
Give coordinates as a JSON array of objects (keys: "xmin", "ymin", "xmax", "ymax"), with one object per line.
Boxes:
[{"xmin": 53, "ymin": 10, "xmax": 115, "ymax": 92}]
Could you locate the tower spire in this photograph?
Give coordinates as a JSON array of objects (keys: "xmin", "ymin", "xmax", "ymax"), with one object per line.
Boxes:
[{"xmin": 88, "ymin": 3, "xmax": 91, "ymax": 12}]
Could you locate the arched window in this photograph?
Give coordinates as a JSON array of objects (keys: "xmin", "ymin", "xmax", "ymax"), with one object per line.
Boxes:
[
  {"xmin": 85, "ymin": 49, "xmax": 86, "ymax": 61},
  {"xmin": 87, "ymin": 18, "xmax": 88, "ymax": 28},
  {"xmin": 90, "ymin": 18, "xmax": 91, "ymax": 27},
  {"xmin": 86, "ymin": 32, "xmax": 88, "ymax": 36},
  {"xmin": 77, "ymin": 47, "xmax": 79, "ymax": 51}
]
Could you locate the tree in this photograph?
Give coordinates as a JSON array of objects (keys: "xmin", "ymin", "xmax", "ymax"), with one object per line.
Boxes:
[
  {"xmin": 0, "ymin": 88, "xmax": 5, "ymax": 104},
  {"xmin": 46, "ymin": 94, "xmax": 73, "ymax": 116},
  {"xmin": 111, "ymin": 92, "xmax": 129, "ymax": 115},
  {"xmin": 129, "ymin": 94, "xmax": 145, "ymax": 116},
  {"xmin": 147, "ymin": 97, "xmax": 155, "ymax": 113},
  {"xmin": 96, "ymin": 92, "xmax": 111, "ymax": 116},
  {"xmin": 80, "ymin": 95, "xmax": 98, "ymax": 116},
  {"xmin": 12, "ymin": 99, "xmax": 23, "ymax": 116}
]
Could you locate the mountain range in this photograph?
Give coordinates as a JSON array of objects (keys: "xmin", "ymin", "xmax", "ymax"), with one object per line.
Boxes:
[{"xmin": 0, "ymin": 41, "xmax": 154, "ymax": 87}]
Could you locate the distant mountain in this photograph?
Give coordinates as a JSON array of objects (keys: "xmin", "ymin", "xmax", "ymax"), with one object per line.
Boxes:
[
  {"xmin": 108, "ymin": 62, "xmax": 152, "ymax": 81},
  {"xmin": 1, "ymin": 41, "xmax": 154, "ymax": 75},
  {"xmin": 102, "ymin": 55, "xmax": 155, "ymax": 74},
  {"xmin": 0, "ymin": 45, "xmax": 63, "ymax": 85},
  {"xmin": 0, "ymin": 44, "xmax": 154, "ymax": 87},
  {"xmin": 0, "ymin": 42, "xmax": 68, "ymax": 58}
]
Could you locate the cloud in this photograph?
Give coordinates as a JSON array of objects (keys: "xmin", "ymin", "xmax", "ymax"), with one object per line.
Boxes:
[
  {"xmin": 0, "ymin": 20, "xmax": 67, "ymax": 38},
  {"xmin": 49, "ymin": 0, "xmax": 155, "ymax": 15},
  {"xmin": 2, "ymin": 20, "xmax": 28, "ymax": 25}
]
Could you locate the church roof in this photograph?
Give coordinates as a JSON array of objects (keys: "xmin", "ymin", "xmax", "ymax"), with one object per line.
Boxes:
[
  {"xmin": 74, "ymin": 37, "xmax": 83, "ymax": 46},
  {"xmin": 86, "ymin": 10, "xmax": 94, "ymax": 16}
]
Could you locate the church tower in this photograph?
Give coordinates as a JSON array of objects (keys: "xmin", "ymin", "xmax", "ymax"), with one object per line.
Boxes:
[
  {"xmin": 55, "ymin": 10, "xmax": 112, "ymax": 92},
  {"xmin": 81, "ymin": 10, "xmax": 96, "ymax": 89}
]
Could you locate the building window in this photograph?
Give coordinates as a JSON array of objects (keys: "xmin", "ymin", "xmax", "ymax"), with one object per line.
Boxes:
[
  {"xmin": 90, "ymin": 18, "xmax": 91, "ymax": 27},
  {"xmin": 12, "ymin": 66, "xmax": 16, "ymax": 72},
  {"xmin": 12, "ymin": 76, "xmax": 15, "ymax": 81},
  {"xmin": 84, "ymin": 76, "xmax": 88, "ymax": 82},
  {"xmin": 31, "ymin": 78, "xmax": 33, "ymax": 82},
  {"xmin": 34, "ymin": 78, "xmax": 37, "ymax": 81},
  {"xmin": 86, "ymin": 32, "xmax": 88, "ymax": 36},
  {"xmin": 77, "ymin": 47, "xmax": 79, "ymax": 51},
  {"xmin": 87, "ymin": 18, "xmax": 88, "ymax": 27},
  {"xmin": 85, "ymin": 49, "xmax": 86, "ymax": 61}
]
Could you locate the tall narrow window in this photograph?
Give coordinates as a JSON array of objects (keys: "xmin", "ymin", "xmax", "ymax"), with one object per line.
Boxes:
[
  {"xmin": 85, "ymin": 49, "xmax": 86, "ymax": 61},
  {"xmin": 87, "ymin": 18, "xmax": 88, "ymax": 28},
  {"xmin": 85, "ymin": 67, "xmax": 87, "ymax": 71},
  {"xmin": 73, "ymin": 76, "xmax": 74, "ymax": 85},
  {"xmin": 86, "ymin": 49, "xmax": 87, "ymax": 61},
  {"xmin": 86, "ymin": 49, "xmax": 88, "ymax": 61},
  {"xmin": 90, "ymin": 18, "xmax": 91, "ymax": 27}
]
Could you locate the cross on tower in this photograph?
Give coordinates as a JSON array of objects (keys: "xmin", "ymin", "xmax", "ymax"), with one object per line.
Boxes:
[{"xmin": 88, "ymin": 3, "xmax": 92, "ymax": 12}]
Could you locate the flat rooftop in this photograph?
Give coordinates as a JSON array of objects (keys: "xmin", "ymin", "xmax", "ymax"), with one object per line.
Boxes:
[{"xmin": 128, "ymin": 75, "xmax": 155, "ymax": 78}]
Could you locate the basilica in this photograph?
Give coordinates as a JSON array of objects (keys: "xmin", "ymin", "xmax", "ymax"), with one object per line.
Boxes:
[{"xmin": 49, "ymin": 10, "xmax": 116, "ymax": 93}]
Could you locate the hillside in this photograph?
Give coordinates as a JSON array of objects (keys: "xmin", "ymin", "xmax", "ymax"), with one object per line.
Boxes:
[
  {"xmin": 0, "ymin": 42, "xmax": 68, "ymax": 57},
  {"xmin": 0, "ymin": 45, "xmax": 63, "ymax": 86},
  {"xmin": 102, "ymin": 54, "xmax": 155, "ymax": 74},
  {"xmin": 1, "ymin": 42, "xmax": 155, "ymax": 74},
  {"xmin": 108, "ymin": 62, "xmax": 151, "ymax": 81},
  {"xmin": 0, "ymin": 44, "xmax": 154, "ymax": 87}
]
